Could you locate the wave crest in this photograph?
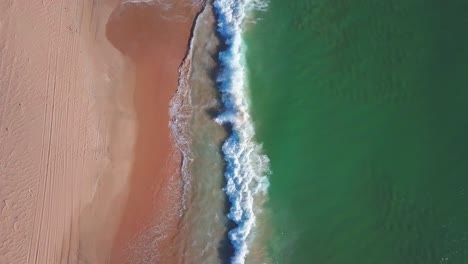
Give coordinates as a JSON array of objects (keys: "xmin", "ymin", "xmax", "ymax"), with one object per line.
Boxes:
[{"xmin": 213, "ymin": 0, "xmax": 270, "ymax": 263}]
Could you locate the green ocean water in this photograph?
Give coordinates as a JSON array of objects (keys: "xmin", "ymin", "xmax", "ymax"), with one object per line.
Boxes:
[{"xmin": 244, "ymin": 1, "xmax": 468, "ymax": 263}]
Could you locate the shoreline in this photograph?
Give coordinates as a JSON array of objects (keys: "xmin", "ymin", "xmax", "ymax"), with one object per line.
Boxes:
[
  {"xmin": 0, "ymin": 0, "xmax": 211, "ymax": 262},
  {"xmin": 106, "ymin": 1, "xmax": 203, "ymax": 263},
  {"xmin": 170, "ymin": 0, "xmax": 209, "ymax": 216},
  {"xmin": 173, "ymin": 2, "xmax": 234, "ymax": 262}
]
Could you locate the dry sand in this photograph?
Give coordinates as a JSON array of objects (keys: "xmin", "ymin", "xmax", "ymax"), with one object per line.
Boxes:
[
  {"xmin": 0, "ymin": 0, "xmax": 136, "ymax": 263},
  {"xmin": 0, "ymin": 0, "xmax": 200, "ymax": 263}
]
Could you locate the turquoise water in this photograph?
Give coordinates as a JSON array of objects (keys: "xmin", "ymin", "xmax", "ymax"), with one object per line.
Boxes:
[{"xmin": 245, "ymin": 0, "xmax": 468, "ymax": 263}]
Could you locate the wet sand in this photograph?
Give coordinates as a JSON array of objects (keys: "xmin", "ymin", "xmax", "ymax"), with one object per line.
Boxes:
[{"xmin": 106, "ymin": 1, "xmax": 203, "ymax": 263}]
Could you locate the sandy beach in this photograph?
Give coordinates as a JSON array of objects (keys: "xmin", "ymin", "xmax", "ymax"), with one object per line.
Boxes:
[
  {"xmin": 107, "ymin": 1, "xmax": 202, "ymax": 263},
  {"xmin": 0, "ymin": 0, "xmax": 136, "ymax": 262},
  {"xmin": 0, "ymin": 0, "xmax": 201, "ymax": 263}
]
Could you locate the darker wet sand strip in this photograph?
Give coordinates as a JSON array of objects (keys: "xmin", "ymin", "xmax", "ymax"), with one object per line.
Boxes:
[{"xmin": 106, "ymin": 1, "xmax": 202, "ymax": 263}]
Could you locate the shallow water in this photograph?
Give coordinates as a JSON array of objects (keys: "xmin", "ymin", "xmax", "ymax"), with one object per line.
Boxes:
[{"xmin": 175, "ymin": 4, "xmax": 230, "ymax": 263}]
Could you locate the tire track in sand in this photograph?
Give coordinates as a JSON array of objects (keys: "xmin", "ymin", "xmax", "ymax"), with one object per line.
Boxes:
[
  {"xmin": 1, "ymin": 0, "xmax": 131, "ymax": 263},
  {"xmin": 27, "ymin": 0, "xmax": 82, "ymax": 263}
]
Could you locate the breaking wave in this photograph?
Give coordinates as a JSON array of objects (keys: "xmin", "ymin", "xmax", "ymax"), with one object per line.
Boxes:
[{"xmin": 213, "ymin": 0, "xmax": 270, "ymax": 263}]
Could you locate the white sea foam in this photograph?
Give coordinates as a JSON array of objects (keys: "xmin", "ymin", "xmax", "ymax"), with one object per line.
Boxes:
[
  {"xmin": 213, "ymin": 0, "xmax": 270, "ymax": 263},
  {"xmin": 169, "ymin": 22, "xmax": 197, "ymax": 216}
]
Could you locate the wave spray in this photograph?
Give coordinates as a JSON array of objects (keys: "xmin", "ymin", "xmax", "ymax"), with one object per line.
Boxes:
[{"xmin": 213, "ymin": 0, "xmax": 270, "ymax": 263}]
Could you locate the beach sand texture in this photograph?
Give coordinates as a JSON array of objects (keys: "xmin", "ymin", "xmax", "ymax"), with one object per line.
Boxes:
[
  {"xmin": 107, "ymin": 1, "xmax": 202, "ymax": 263},
  {"xmin": 0, "ymin": 0, "xmax": 135, "ymax": 262},
  {"xmin": 0, "ymin": 0, "xmax": 201, "ymax": 263}
]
